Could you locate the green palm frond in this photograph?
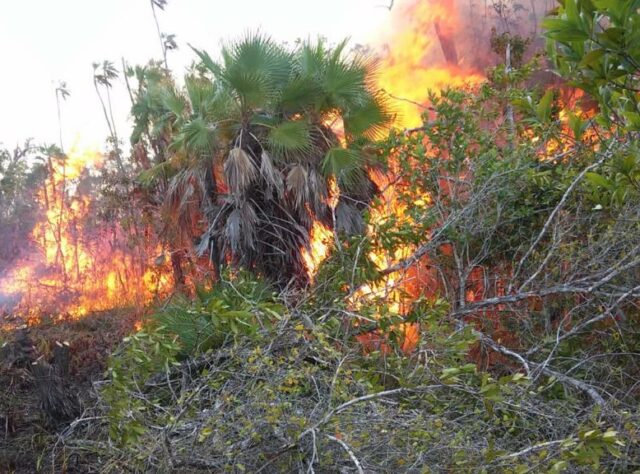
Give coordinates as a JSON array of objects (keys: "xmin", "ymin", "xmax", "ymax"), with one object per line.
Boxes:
[
  {"xmin": 185, "ymin": 76, "xmax": 216, "ymax": 115},
  {"xmin": 155, "ymin": 301, "xmax": 218, "ymax": 354},
  {"xmin": 268, "ymin": 120, "xmax": 312, "ymax": 155},
  {"xmin": 322, "ymin": 59, "xmax": 369, "ymax": 110},
  {"xmin": 330, "ymin": 38, "xmax": 350, "ymax": 63},
  {"xmin": 279, "ymin": 76, "xmax": 323, "ymax": 113},
  {"xmin": 190, "ymin": 45, "xmax": 223, "ymax": 77},
  {"xmin": 224, "ymin": 70, "xmax": 275, "ymax": 109},
  {"xmin": 150, "ymin": 118, "xmax": 169, "ymax": 139},
  {"xmin": 137, "ymin": 160, "xmax": 171, "ymax": 186},
  {"xmin": 343, "ymin": 92, "xmax": 393, "ymax": 140},
  {"xmin": 224, "ymin": 33, "xmax": 291, "ymax": 86},
  {"xmin": 296, "ymin": 39, "xmax": 328, "ymax": 78},
  {"xmin": 175, "ymin": 117, "xmax": 214, "ymax": 152},
  {"xmin": 160, "ymin": 86, "xmax": 188, "ymax": 119},
  {"xmin": 202, "ymin": 33, "xmax": 292, "ymax": 111},
  {"xmin": 292, "ymin": 38, "xmax": 380, "ymax": 116},
  {"xmin": 321, "ymin": 147, "xmax": 362, "ymax": 179},
  {"xmin": 131, "ymin": 121, "xmax": 147, "ymax": 145},
  {"xmin": 202, "ymin": 87, "xmax": 239, "ymax": 123}
]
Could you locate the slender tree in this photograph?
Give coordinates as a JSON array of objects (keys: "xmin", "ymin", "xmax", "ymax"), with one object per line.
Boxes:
[
  {"xmin": 54, "ymin": 82, "xmax": 70, "ymax": 152},
  {"xmin": 93, "ymin": 61, "xmax": 124, "ymax": 173},
  {"xmin": 150, "ymin": 0, "xmax": 169, "ymax": 70}
]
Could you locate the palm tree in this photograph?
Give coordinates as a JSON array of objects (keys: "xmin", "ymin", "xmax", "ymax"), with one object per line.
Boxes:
[
  {"xmin": 149, "ymin": 0, "xmax": 170, "ymax": 69},
  {"xmin": 54, "ymin": 81, "xmax": 70, "ymax": 152},
  {"xmin": 92, "ymin": 61, "xmax": 124, "ymax": 173},
  {"xmin": 133, "ymin": 34, "xmax": 392, "ymax": 285}
]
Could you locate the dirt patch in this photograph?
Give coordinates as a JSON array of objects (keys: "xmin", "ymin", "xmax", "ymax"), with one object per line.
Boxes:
[{"xmin": 0, "ymin": 309, "xmax": 138, "ymax": 473}]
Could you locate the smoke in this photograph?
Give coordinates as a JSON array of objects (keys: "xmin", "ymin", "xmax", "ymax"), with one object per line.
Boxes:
[{"xmin": 374, "ymin": 0, "xmax": 558, "ymax": 127}]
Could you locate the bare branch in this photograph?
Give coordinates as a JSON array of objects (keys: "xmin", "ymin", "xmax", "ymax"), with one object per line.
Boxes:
[{"xmin": 326, "ymin": 434, "xmax": 365, "ymax": 474}]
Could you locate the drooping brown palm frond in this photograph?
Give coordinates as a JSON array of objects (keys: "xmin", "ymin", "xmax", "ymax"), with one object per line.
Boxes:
[{"xmin": 224, "ymin": 148, "xmax": 258, "ymax": 198}]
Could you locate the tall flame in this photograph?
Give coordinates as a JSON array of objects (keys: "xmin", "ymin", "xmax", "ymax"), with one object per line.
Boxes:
[
  {"xmin": 377, "ymin": 0, "xmax": 485, "ymax": 128},
  {"xmin": 0, "ymin": 146, "xmax": 172, "ymax": 323},
  {"xmin": 302, "ymin": 0, "xmax": 487, "ymax": 305}
]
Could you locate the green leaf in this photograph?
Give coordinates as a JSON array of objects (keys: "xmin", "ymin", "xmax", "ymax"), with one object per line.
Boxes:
[
  {"xmin": 568, "ymin": 112, "xmax": 587, "ymax": 140},
  {"xmin": 579, "ymin": 49, "xmax": 605, "ymax": 67},
  {"xmin": 622, "ymin": 111, "xmax": 640, "ymax": 131},
  {"xmin": 268, "ymin": 120, "xmax": 311, "ymax": 154},
  {"xmin": 536, "ymin": 90, "xmax": 554, "ymax": 122},
  {"xmin": 179, "ymin": 117, "xmax": 214, "ymax": 151},
  {"xmin": 619, "ymin": 153, "xmax": 637, "ymax": 174},
  {"xmin": 190, "ymin": 45, "xmax": 224, "ymax": 77},
  {"xmin": 564, "ymin": 0, "xmax": 581, "ymax": 25},
  {"xmin": 440, "ymin": 367, "xmax": 461, "ymax": 380},
  {"xmin": 321, "ymin": 147, "xmax": 363, "ymax": 183},
  {"xmin": 161, "ymin": 87, "xmax": 187, "ymax": 118},
  {"xmin": 585, "ymin": 172, "xmax": 612, "ymax": 189},
  {"xmin": 279, "ymin": 76, "xmax": 322, "ymax": 112},
  {"xmin": 344, "ymin": 93, "xmax": 392, "ymax": 139},
  {"xmin": 545, "ymin": 25, "xmax": 590, "ymax": 42},
  {"xmin": 198, "ymin": 426, "xmax": 213, "ymax": 443}
]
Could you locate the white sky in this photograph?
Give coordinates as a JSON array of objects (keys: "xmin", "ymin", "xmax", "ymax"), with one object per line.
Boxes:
[{"xmin": 0, "ymin": 0, "xmax": 393, "ymax": 151}]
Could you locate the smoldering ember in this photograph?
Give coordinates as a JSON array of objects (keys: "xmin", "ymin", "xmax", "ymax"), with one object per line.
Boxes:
[{"xmin": 1, "ymin": 0, "xmax": 639, "ymax": 472}]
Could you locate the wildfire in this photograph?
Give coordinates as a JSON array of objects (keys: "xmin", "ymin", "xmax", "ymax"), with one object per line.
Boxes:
[
  {"xmin": 348, "ymin": 165, "xmax": 431, "ymax": 352},
  {"xmin": 300, "ymin": 0, "xmax": 491, "ymax": 349},
  {"xmin": 0, "ymin": 145, "xmax": 172, "ymax": 323},
  {"xmin": 302, "ymin": 220, "xmax": 334, "ymax": 282},
  {"xmin": 1, "ymin": 0, "xmax": 576, "ymax": 349},
  {"xmin": 347, "ymin": 0, "xmax": 488, "ymax": 314},
  {"xmin": 376, "ymin": 0, "xmax": 485, "ymax": 128}
]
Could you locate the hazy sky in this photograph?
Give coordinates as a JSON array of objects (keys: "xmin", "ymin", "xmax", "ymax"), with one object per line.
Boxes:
[{"xmin": 0, "ymin": 0, "xmax": 392, "ymax": 151}]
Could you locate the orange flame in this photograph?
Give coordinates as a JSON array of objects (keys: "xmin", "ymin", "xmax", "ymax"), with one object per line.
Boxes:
[
  {"xmin": 300, "ymin": 0, "xmax": 490, "ymax": 350},
  {"xmin": 302, "ymin": 220, "xmax": 334, "ymax": 282},
  {"xmin": 376, "ymin": 0, "xmax": 485, "ymax": 128},
  {"xmin": 0, "ymin": 146, "xmax": 172, "ymax": 322}
]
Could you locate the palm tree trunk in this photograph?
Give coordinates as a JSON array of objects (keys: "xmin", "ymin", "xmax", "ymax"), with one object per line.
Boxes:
[
  {"xmin": 150, "ymin": 1, "xmax": 168, "ymax": 70},
  {"xmin": 56, "ymin": 91, "xmax": 64, "ymax": 152},
  {"xmin": 94, "ymin": 79, "xmax": 125, "ymax": 173},
  {"xmin": 121, "ymin": 58, "xmax": 135, "ymax": 106},
  {"xmin": 106, "ymin": 87, "xmax": 119, "ymax": 149},
  {"xmin": 105, "ymin": 86, "xmax": 125, "ymax": 173}
]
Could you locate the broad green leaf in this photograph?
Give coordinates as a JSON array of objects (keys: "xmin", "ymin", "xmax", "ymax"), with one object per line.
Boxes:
[
  {"xmin": 585, "ymin": 172, "xmax": 612, "ymax": 189},
  {"xmin": 268, "ymin": 120, "xmax": 311, "ymax": 153},
  {"xmin": 536, "ymin": 90, "xmax": 554, "ymax": 122},
  {"xmin": 321, "ymin": 147, "xmax": 362, "ymax": 178},
  {"xmin": 579, "ymin": 49, "xmax": 605, "ymax": 67}
]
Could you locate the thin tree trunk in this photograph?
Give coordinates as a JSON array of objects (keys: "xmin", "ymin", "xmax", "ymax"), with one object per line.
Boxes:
[
  {"xmin": 94, "ymin": 79, "xmax": 125, "ymax": 173},
  {"xmin": 433, "ymin": 0, "xmax": 458, "ymax": 66},
  {"xmin": 150, "ymin": 1, "xmax": 168, "ymax": 70},
  {"xmin": 106, "ymin": 87, "xmax": 119, "ymax": 151},
  {"xmin": 505, "ymin": 42, "xmax": 515, "ymax": 145},
  {"xmin": 121, "ymin": 57, "xmax": 135, "ymax": 107},
  {"xmin": 171, "ymin": 249, "xmax": 186, "ymax": 288},
  {"xmin": 434, "ymin": 20, "xmax": 459, "ymax": 65},
  {"xmin": 59, "ymin": 156, "xmax": 68, "ymax": 286},
  {"xmin": 56, "ymin": 92, "xmax": 64, "ymax": 152}
]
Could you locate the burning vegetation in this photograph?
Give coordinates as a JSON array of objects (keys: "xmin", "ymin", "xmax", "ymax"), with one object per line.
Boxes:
[
  {"xmin": 1, "ymin": 0, "xmax": 640, "ymax": 472},
  {"xmin": 0, "ymin": 146, "xmax": 172, "ymax": 325}
]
